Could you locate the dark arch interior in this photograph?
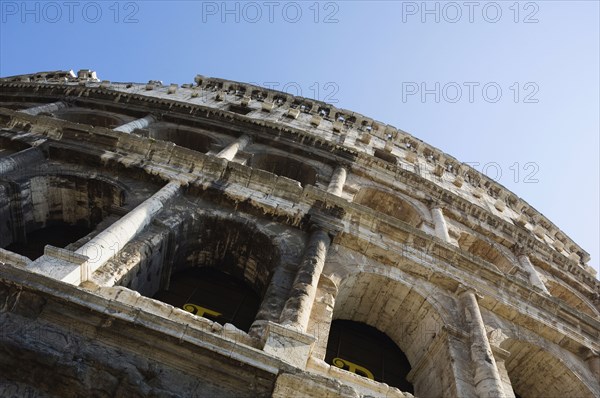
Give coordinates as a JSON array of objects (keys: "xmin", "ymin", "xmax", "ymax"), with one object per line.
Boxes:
[
  {"xmin": 325, "ymin": 319, "xmax": 414, "ymax": 393},
  {"xmin": 136, "ymin": 217, "xmax": 282, "ymax": 332},
  {"xmin": 0, "ymin": 176, "xmax": 125, "ymax": 260},
  {"xmin": 52, "ymin": 109, "xmax": 127, "ymax": 129},
  {"xmin": 154, "ymin": 267, "xmax": 261, "ymax": 332},
  {"xmin": 5, "ymin": 223, "xmax": 92, "ymax": 260},
  {"xmin": 250, "ymin": 153, "xmax": 317, "ymax": 187},
  {"xmin": 143, "ymin": 124, "xmax": 217, "ymax": 154},
  {"xmin": 172, "ymin": 218, "xmax": 279, "ymax": 294},
  {"xmin": 501, "ymin": 339, "xmax": 594, "ymax": 398}
]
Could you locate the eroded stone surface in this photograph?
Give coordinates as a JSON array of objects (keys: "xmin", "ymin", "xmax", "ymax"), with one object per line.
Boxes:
[{"xmin": 0, "ymin": 70, "xmax": 598, "ymax": 398}]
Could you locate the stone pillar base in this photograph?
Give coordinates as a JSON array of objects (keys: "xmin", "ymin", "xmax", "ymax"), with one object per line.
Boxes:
[
  {"xmin": 28, "ymin": 245, "xmax": 89, "ymax": 285},
  {"xmin": 261, "ymin": 321, "xmax": 315, "ymax": 368}
]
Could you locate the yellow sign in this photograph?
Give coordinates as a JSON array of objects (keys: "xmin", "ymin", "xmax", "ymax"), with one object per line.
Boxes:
[
  {"xmin": 183, "ymin": 303, "xmax": 222, "ymax": 318},
  {"xmin": 332, "ymin": 357, "xmax": 375, "ymax": 380}
]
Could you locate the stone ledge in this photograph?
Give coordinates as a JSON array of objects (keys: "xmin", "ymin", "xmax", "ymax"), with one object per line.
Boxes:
[
  {"xmin": 26, "ymin": 245, "xmax": 89, "ymax": 285},
  {"xmin": 0, "ymin": 248, "xmax": 31, "ymax": 267},
  {"xmin": 261, "ymin": 321, "xmax": 316, "ymax": 368}
]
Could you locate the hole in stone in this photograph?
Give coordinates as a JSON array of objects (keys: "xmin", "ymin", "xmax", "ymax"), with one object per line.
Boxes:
[
  {"xmin": 227, "ymin": 104, "xmax": 252, "ymax": 115},
  {"xmin": 373, "ymin": 149, "xmax": 396, "ymax": 164}
]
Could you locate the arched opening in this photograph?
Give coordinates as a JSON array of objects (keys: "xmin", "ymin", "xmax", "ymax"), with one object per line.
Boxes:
[
  {"xmin": 353, "ymin": 188, "xmax": 422, "ymax": 228},
  {"xmin": 52, "ymin": 108, "xmax": 132, "ymax": 129},
  {"xmin": 325, "ymin": 319, "xmax": 413, "ymax": 393},
  {"xmin": 325, "ymin": 272, "xmax": 446, "ymax": 397},
  {"xmin": 5, "ymin": 224, "xmax": 93, "ymax": 260},
  {"xmin": 154, "ymin": 267, "xmax": 261, "ymax": 332},
  {"xmin": 458, "ymin": 233, "xmax": 515, "ymax": 274},
  {"xmin": 250, "ymin": 153, "xmax": 317, "ymax": 187},
  {"xmin": 545, "ymin": 280, "xmax": 599, "ymax": 318},
  {"xmin": 528, "ymin": 256, "xmax": 599, "ymax": 317},
  {"xmin": 0, "ymin": 175, "xmax": 126, "ymax": 260},
  {"xmin": 134, "ymin": 217, "xmax": 281, "ymax": 333},
  {"xmin": 500, "ymin": 339, "xmax": 596, "ymax": 398},
  {"xmin": 140, "ymin": 123, "xmax": 219, "ymax": 154}
]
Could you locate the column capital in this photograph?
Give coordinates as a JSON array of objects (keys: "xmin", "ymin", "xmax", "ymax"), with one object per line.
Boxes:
[
  {"xmin": 513, "ymin": 243, "xmax": 532, "ymax": 257},
  {"xmin": 306, "ymin": 210, "xmax": 343, "ymax": 239},
  {"xmin": 427, "ymin": 197, "xmax": 445, "ymax": 209},
  {"xmin": 443, "ymin": 324, "xmax": 469, "ymax": 340},
  {"xmin": 455, "ymin": 284, "xmax": 483, "ymax": 300}
]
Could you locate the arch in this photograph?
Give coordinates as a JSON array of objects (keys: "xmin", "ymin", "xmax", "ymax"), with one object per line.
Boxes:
[
  {"xmin": 529, "ymin": 256, "xmax": 599, "ymax": 311},
  {"xmin": 170, "ymin": 216, "xmax": 281, "ymax": 294},
  {"xmin": 458, "ymin": 233, "xmax": 515, "ymax": 274},
  {"xmin": 249, "ymin": 153, "xmax": 317, "ymax": 187},
  {"xmin": 140, "ymin": 122, "xmax": 224, "ymax": 154},
  {"xmin": 52, "ymin": 108, "xmax": 133, "ymax": 129},
  {"xmin": 127, "ymin": 215, "xmax": 285, "ymax": 333},
  {"xmin": 0, "ymin": 174, "xmax": 127, "ymax": 259},
  {"xmin": 500, "ymin": 339, "xmax": 596, "ymax": 398},
  {"xmin": 154, "ymin": 267, "xmax": 261, "ymax": 332},
  {"xmin": 329, "ymin": 272, "xmax": 448, "ymax": 396},
  {"xmin": 353, "ymin": 187, "xmax": 424, "ymax": 228},
  {"xmin": 545, "ymin": 279, "xmax": 599, "ymax": 318},
  {"xmin": 325, "ymin": 319, "xmax": 414, "ymax": 393}
]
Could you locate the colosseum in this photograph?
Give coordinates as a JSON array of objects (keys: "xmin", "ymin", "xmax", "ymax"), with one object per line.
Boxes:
[{"xmin": 0, "ymin": 69, "xmax": 598, "ymax": 398}]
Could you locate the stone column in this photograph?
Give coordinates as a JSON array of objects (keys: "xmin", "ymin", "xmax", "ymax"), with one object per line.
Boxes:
[
  {"xmin": 327, "ymin": 166, "xmax": 347, "ymax": 197},
  {"xmin": 280, "ymin": 228, "xmax": 331, "ymax": 332},
  {"xmin": 306, "ymin": 275, "xmax": 337, "ymax": 360},
  {"xmin": 517, "ymin": 254, "xmax": 550, "ymax": 294},
  {"xmin": 492, "ymin": 346, "xmax": 516, "ymax": 398},
  {"xmin": 113, "ymin": 114, "xmax": 156, "ymax": 134},
  {"xmin": 407, "ymin": 325, "xmax": 476, "ymax": 398},
  {"xmin": 459, "ymin": 289, "xmax": 506, "ymax": 398},
  {"xmin": 217, "ymin": 134, "xmax": 251, "ymax": 161},
  {"xmin": 431, "ymin": 205, "xmax": 451, "ymax": 243},
  {"xmin": 19, "ymin": 101, "xmax": 67, "ymax": 115},
  {"xmin": 28, "ymin": 181, "xmax": 182, "ymax": 285},
  {"xmin": 75, "ymin": 180, "xmax": 181, "ymax": 278},
  {"xmin": 249, "ymin": 261, "xmax": 295, "ymax": 337},
  {"xmin": 0, "ymin": 147, "xmax": 45, "ymax": 175}
]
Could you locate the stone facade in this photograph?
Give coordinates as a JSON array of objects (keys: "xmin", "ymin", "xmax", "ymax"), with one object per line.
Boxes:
[{"xmin": 0, "ymin": 69, "xmax": 598, "ymax": 398}]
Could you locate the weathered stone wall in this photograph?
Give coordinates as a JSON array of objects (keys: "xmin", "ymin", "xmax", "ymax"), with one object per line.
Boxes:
[{"xmin": 0, "ymin": 70, "xmax": 598, "ymax": 398}]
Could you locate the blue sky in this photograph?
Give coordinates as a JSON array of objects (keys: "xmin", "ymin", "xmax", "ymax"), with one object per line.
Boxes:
[{"xmin": 1, "ymin": 1, "xmax": 598, "ymax": 275}]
